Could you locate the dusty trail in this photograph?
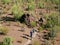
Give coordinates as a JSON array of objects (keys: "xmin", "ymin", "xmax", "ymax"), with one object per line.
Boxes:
[{"xmin": 24, "ymin": 32, "xmax": 37, "ymax": 45}]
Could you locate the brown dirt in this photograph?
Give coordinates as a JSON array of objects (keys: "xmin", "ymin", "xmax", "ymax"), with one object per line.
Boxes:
[{"xmin": 0, "ymin": 21, "xmax": 32, "ymax": 45}]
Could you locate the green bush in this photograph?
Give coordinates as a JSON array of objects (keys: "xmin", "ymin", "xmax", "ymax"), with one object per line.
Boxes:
[
  {"xmin": 44, "ymin": 0, "xmax": 49, "ymax": 2},
  {"xmin": 50, "ymin": 0, "xmax": 59, "ymax": 5},
  {"xmin": 3, "ymin": 36, "xmax": 13, "ymax": 45},
  {"xmin": 49, "ymin": 13, "xmax": 58, "ymax": 26},
  {"xmin": 53, "ymin": 26, "xmax": 60, "ymax": 32},
  {"xmin": 44, "ymin": 13, "xmax": 58, "ymax": 29},
  {"xmin": 43, "ymin": 13, "xmax": 58, "ymax": 40},
  {"xmin": 0, "ymin": 26, "xmax": 9, "ymax": 34},
  {"xmin": 12, "ymin": 4, "xmax": 23, "ymax": 20},
  {"xmin": 27, "ymin": 2, "xmax": 35, "ymax": 10},
  {"xmin": 58, "ymin": 16, "xmax": 60, "ymax": 26},
  {"xmin": 45, "ymin": 0, "xmax": 59, "ymax": 5},
  {"xmin": 30, "ymin": 21, "xmax": 36, "ymax": 27},
  {"xmin": 38, "ymin": 26, "xmax": 43, "ymax": 32},
  {"xmin": 49, "ymin": 28, "xmax": 57, "ymax": 39},
  {"xmin": 27, "ymin": 0, "xmax": 34, "ymax": 3},
  {"xmin": 15, "ymin": 0, "xmax": 23, "ymax": 5},
  {"xmin": 1, "ymin": 0, "xmax": 11, "ymax": 4},
  {"xmin": 44, "ymin": 20, "xmax": 53, "ymax": 29},
  {"xmin": 38, "ymin": 2, "xmax": 45, "ymax": 8}
]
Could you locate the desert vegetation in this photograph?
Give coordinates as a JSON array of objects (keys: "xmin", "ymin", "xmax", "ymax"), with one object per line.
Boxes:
[
  {"xmin": 0, "ymin": 0, "xmax": 60, "ymax": 45},
  {"xmin": 0, "ymin": 26, "xmax": 9, "ymax": 35}
]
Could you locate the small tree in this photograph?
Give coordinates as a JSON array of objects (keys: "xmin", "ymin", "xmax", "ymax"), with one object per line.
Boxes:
[{"xmin": 12, "ymin": 4, "xmax": 23, "ymax": 20}]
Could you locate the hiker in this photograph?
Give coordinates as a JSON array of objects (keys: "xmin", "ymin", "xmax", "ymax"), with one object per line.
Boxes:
[
  {"xmin": 25, "ymin": 14, "xmax": 30, "ymax": 27},
  {"xmin": 32, "ymin": 29, "xmax": 35, "ymax": 33},
  {"xmin": 30, "ymin": 29, "xmax": 36, "ymax": 40},
  {"xmin": 39, "ymin": 18, "xmax": 43, "ymax": 24},
  {"xmin": 30, "ymin": 31, "xmax": 33, "ymax": 40},
  {"xmin": 39, "ymin": 18, "xmax": 43, "ymax": 22}
]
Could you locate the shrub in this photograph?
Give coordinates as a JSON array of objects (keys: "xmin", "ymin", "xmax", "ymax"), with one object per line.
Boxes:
[
  {"xmin": 1, "ymin": 0, "xmax": 11, "ymax": 4},
  {"xmin": 27, "ymin": 2, "xmax": 35, "ymax": 10},
  {"xmin": 27, "ymin": 0, "xmax": 34, "ymax": 3},
  {"xmin": 48, "ymin": 28, "xmax": 57, "ymax": 39},
  {"xmin": 30, "ymin": 21, "xmax": 36, "ymax": 27},
  {"xmin": 33, "ymin": 40, "xmax": 39, "ymax": 45},
  {"xmin": 0, "ymin": 26, "xmax": 9, "ymax": 34},
  {"xmin": 44, "ymin": 0, "xmax": 49, "ymax": 2},
  {"xmin": 38, "ymin": 2, "xmax": 45, "ymax": 8},
  {"xmin": 50, "ymin": 13, "xmax": 58, "ymax": 26},
  {"xmin": 44, "ymin": 13, "xmax": 58, "ymax": 41},
  {"xmin": 45, "ymin": 0, "xmax": 59, "ymax": 5},
  {"xmin": 58, "ymin": 16, "xmax": 60, "ymax": 26},
  {"xmin": 50, "ymin": 0, "xmax": 59, "ymax": 5},
  {"xmin": 44, "ymin": 13, "xmax": 58, "ymax": 29},
  {"xmin": 41, "ymin": 39, "xmax": 50, "ymax": 45},
  {"xmin": 48, "ymin": 26, "xmax": 57, "ymax": 45},
  {"xmin": 12, "ymin": 4, "xmax": 23, "ymax": 20},
  {"xmin": 3, "ymin": 36, "xmax": 13, "ymax": 45},
  {"xmin": 44, "ymin": 20, "xmax": 52, "ymax": 29},
  {"xmin": 43, "ymin": 15, "xmax": 53, "ymax": 29},
  {"xmin": 38, "ymin": 26, "xmax": 43, "ymax": 32},
  {"xmin": 15, "ymin": 0, "xmax": 23, "ymax": 5},
  {"xmin": 53, "ymin": 25, "xmax": 60, "ymax": 33}
]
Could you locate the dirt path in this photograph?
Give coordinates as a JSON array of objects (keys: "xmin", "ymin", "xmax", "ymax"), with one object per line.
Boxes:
[
  {"xmin": 24, "ymin": 32, "xmax": 37, "ymax": 45},
  {"xmin": 0, "ymin": 22, "xmax": 32, "ymax": 45}
]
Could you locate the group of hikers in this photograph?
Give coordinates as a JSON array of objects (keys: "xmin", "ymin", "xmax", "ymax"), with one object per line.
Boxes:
[
  {"xmin": 20, "ymin": 13, "xmax": 44, "ymax": 28},
  {"xmin": 20, "ymin": 13, "xmax": 44, "ymax": 40}
]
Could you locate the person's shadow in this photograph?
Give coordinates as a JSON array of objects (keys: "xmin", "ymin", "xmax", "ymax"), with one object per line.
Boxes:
[
  {"xmin": 0, "ymin": 32, "xmax": 6, "ymax": 35},
  {"xmin": 23, "ymin": 34, "xmax": 30, "ymax": 37},
  {"xmin": 1, "ymin": 16, "xmax": 15, "ymax": 21},
  {"xmin": 21, "ymin": 34, "xmax": 31, "ymax": 40}
]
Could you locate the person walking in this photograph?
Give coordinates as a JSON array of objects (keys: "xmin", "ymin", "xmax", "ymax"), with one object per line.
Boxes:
[
  {"xmin": 30, "ymin": 29, "xmax": 36, "ymax": 40},
  {"xmin": 30, "ymin": 31, "xmax": 33, "ymax": 40},
  {"xmin": 32, "ymin": 29, "xmax": 35, "ymax": 33}
]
